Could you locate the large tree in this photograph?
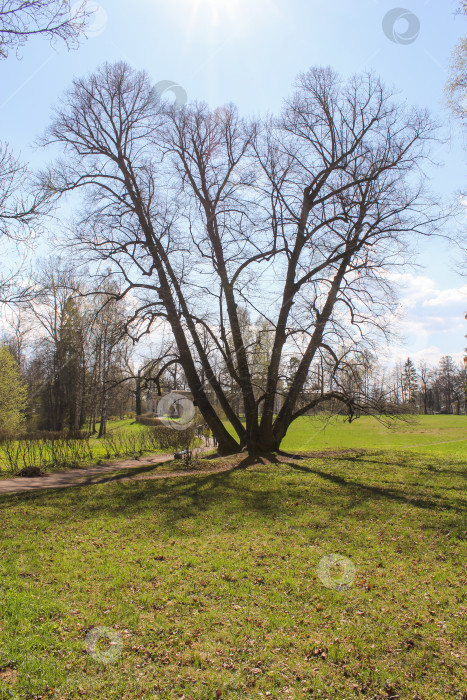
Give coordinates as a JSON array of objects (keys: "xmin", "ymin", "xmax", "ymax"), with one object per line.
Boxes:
[
  {"xmin": 446, "ymin": 2, "xmax": 467, "ymax": 121},
  {"xmin": 446, "ymin": 0, "xmax": 467, "ymax": 273},
  {"xmin": 86, "ymin": 283, "xmax": 131, "ymax": 437},
  {"xmin": 42, "ymin": 62, "xmax": 444, "ymax": 454}
]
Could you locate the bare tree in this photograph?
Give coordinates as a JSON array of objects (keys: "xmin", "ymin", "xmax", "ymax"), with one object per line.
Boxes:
[
  {"xmin": 0, "ymin": 1, "xmax": 94, "ymax": 301},
  {"xmin": 446, "ymin": 2, "xmax": 467, "ymax": 122},
  {"xmin": 87, "ymin": 284, "xmax": 131, "ymax": 437},
  {"xmin": 25, "ymin": 261, "xmax": 89, "ymax": 431},
  {"xmin": 0, "ymin": 309, "xmax": 32, "ymax": 367},
  {"xmin": 446, "ymin": 1, "xmax": 467, "ymax": 273},
  {"xmin": 0, "ymin": 143, "xmax": 54, "ymax": 302},
  {"xmin": 0, "ymin": 0, "xmax": 90, "ymax": 58},
  {"xmin": 418, "ymin": 361, "xmax": 431, "ymax": 415},
  {"xmin": 42, "ymin": 62, "xmax": 445, "ymax": 454}
]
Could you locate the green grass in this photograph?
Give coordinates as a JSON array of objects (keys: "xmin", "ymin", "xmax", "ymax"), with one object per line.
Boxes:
[
  {"xmin": 2, "ymin": 414, "xmax": 466, "ymax": 476},
  {"xmin": 0, "ymin": 446, "xmax": 465, "ymax": 699},
  {"xmin": 0, "ymin": 419, "xmax": 165, "ymax": 475},
  {"xmin": 281, "ymin": 414, "xmax": 467, "ymax": 457},
  {"xmin": 87, "ymin": 418, "xmax": 149, "ymax": 458}
]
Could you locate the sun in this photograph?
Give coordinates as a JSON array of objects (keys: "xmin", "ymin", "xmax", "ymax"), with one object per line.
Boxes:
[
  {"xmin": 187, "ymin": 0, "xmax": 244, "ymax": 28},
  {"xmin": 180, "ymin": 0, "xmax": 279, "ymax": 33},
  {"xmin": 191, "ymin": 0, "xmax": 240, "ymax": 23},
  {"xmin": 151, "ymin": 0, "xmax": 281, "ymax": 48}
]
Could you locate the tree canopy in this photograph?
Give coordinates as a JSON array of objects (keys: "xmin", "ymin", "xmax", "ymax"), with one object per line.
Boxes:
[
  {"xmin": 41, "ymin": 62, "xmax": 446, "ymax": 453},
  {"xmin": 0, "ymin": 345, "xmax": 27, "ymax": 433}
]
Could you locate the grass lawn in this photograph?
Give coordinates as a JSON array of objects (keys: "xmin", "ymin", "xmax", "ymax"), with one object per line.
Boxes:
[
  {"xmin": 281, "ymin": 414, "xmax": 467, "ymax": 457},
  {"xmin": 0, "ymin": 442, "xmax": 465, "ymax": 698},
  {"xmin": 87, "ymin": 418, "xmax": 153, "ymax": 459}
]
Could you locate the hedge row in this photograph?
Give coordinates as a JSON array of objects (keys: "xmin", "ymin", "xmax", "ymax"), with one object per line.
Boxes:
[{"xmin": 0, "ymin": 425, "xmax": 197, "ymax": 473}]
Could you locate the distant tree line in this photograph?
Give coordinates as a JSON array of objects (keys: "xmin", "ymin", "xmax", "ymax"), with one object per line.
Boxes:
[
  {"xmin": 0, "ymin": 263, "xmax": 182, "ymax": 435},
  {"xmin": 1, "ymin": 302, "xmax": 466, "ymax": 438},
  {"xmin": 391, "ymin": 356, "xmax": 466, "ymax": 415},
  {"xmin": 298, "ymin": 352, "xmax": 467, "ymax": 417}
]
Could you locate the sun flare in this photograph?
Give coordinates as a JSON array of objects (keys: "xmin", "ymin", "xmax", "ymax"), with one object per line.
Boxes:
[
  {"xmin": 190, "ymin": 0, "xmax": 244, "ymax": 27},
  {"xmin": 175, "ymin": 0, "xmax": 279, "ymax": 34}
]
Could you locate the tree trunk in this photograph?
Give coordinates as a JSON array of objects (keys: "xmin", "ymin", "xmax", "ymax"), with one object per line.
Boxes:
[
  {"xmin": 245, "ymin": 428, "xmax": 281, "ymax": 456},
  {"xmin": 135, "ymin": 372, "xmax": 142, "ymax": 416},
  {"xmin": 98, "ymin": 383, "xmax": 107, "ymax": 438}
]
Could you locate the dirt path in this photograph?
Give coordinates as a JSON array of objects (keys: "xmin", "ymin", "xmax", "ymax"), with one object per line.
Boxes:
[
  {"xmin": 2, "ymin": 436, "xmax": 463, "ymax": 498},
  {"xmin": 0, "ymin": 448, "xmax": 218, "ymax": 496}
]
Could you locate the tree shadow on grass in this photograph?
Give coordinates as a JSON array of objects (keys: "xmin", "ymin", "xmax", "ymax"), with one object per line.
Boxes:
[
  {"xmin": 0, "ymin": 452, "xmax": 465, "ymax": 539},
  {"xmin": 69, "ymin": 456, "xmax": 286, "ymax": 532},
  {"xmin": 334, "ymin": 450, "xmax": 467, "ymax": 475},
  {"xmin": 285, "ymin": 460, "xmax": 466, "ymax": 517}
]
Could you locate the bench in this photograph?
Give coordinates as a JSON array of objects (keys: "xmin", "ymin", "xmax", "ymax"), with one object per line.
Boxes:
[{"xmin": 174, "ymin": 449, "xmax": 192, "ymax": 460}]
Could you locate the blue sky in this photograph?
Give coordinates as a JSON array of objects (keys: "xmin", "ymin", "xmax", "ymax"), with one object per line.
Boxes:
[{"xmin": 0, "ymin": 0, "xmax": 466, "ymax": 364}]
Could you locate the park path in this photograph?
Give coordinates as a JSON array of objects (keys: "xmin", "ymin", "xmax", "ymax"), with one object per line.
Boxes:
[
  {"xmin": 0, "ymin": 447, "xmax": 218, "ymax": 496},
  {"xmin": 2, "ymin": 436, "xmax": 464, "ymax": 497}
]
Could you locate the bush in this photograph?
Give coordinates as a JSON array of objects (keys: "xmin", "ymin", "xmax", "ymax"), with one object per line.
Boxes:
[
  {"xmin": 0, "ymin": 425, "xmax": 198, "ymax": 474},
  {"xmin": 135, "ymin": 413, "xmax": 164, "ymax": 427},
  {"xmin": 101, "ymin": 425, "xmax": 196, "ymax": 458},
  {"xmin": 151, "ymin": 425, "xmax": 196, "ymax": 452},
  {"xmin": 102, "ymin": 429, "xmax": 151, "ymax": 458},
  {"xmin": 0, "ymin": 433, "xmax": 94, "ymax": 473},
  {"xmin": 0, "ymin": 347, "xmax": 27, "ymax": 434}
]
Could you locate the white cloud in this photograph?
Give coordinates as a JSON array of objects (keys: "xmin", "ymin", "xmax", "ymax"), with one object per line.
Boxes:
[
  {"xmin": 389, "ymin": 272, "xmax": 467, "ymax": 310},
  {"xmin": 384, "ymin": 272, "xmax": 467, "ymax": 363},
  {"xmin": 388, "ymin": 272, "xmax": 433, "ymax": 308},
  {"xmin": 383, "ymin": 345, "xmax": 465, "ymax": 367},
  {"xmin": 422, "ymin": 285, "xmax": 467, "ymax": 307}
]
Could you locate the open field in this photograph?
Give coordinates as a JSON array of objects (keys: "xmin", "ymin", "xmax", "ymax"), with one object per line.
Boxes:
[
  {"xmin": 281, "ymin": 415, "xmax": 467, "ymax": 457},
  {"xmin": 0, "ymin": 442, "xmax": 465, "ymax": 699}
]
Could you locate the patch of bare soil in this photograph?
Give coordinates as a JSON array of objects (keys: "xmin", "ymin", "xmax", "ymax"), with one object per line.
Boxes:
[
  {"xmin": 170, "ymin": 459, "xmax": 227, "ymax": 471},
  {"xmin": 168, "ymin": 452, "xmax": 297, "ymax": 472},
  {"xmin": 16, "ymin": 466, "xmax": 46, "ymax": 477},
  {"xmin": 0, "ymin": 667, "xmax": 18, "ymax": 683},
  {"xmin": 110, "ymin": 449, "xmax": 366, "ymax": 484},
  {"xmin": 127, "ymin": 455, "xmax": 248, "ymax": 482}
]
